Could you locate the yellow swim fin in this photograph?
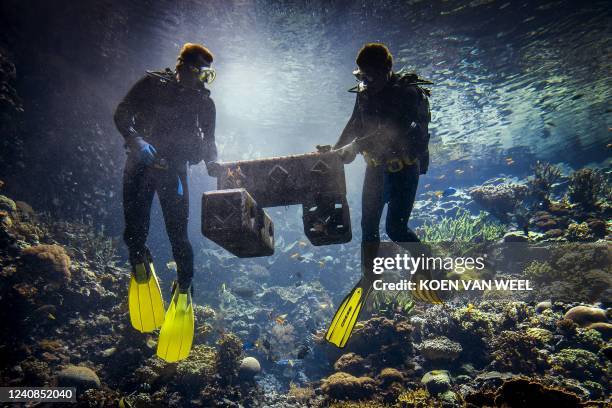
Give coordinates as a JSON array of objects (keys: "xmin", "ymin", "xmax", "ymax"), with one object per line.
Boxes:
[
  {"xmin": 156, "ymin": 284, "xmax": 194, "ymax": 362},
  {"xmin": 128, "ymin": 260, "xmax": 165, "ymax": 333},
  {"xmin": 325, "ymin": 278, "xmax": 373, "ymax": 348}
]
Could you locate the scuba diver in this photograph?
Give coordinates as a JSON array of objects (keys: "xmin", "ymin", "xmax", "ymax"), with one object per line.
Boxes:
[
  {"xmin": 114, "ymin": 43, "xmax": 220, "ymax": 362},
  {"xmin": 326, "ymin": 43, "xmax": 442, "ymax": 348}
]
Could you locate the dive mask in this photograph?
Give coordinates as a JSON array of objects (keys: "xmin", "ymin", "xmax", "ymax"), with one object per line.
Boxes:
[
  {"xmin": 191, "ymin": 66, "xmax": 216, "ymax": 84},
  {"xmin": 349, "ymin": 69, "xmax": 371, "ymax": 93}
]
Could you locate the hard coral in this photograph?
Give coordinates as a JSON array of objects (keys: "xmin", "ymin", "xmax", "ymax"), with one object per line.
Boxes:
[
  {"xmin": 489, "ymin": 330, "xmax": 545, "ymax": 373},
  {"xmin": 397, "ymin": 388, "xmax": 440, "ymax": 408},
  {"xmin": 321, "ymin": 372, "xmax": 376, "ymax": 401},
  {"xmin": 21, "ymin": 244, "xmax": 71, "ymax": 285},
  {"xmin": 334, "ymin": 352, "xmax": 368, "ymax": 375},
  {"xmin": 378, "ymin": 367, "xmax": 404, "ymax": 386},
  {"xmin": 568, "ymin": 168, "xmax": 607, "ymax": 209},
  {"xmin": 176, "ymin": 345, "xmax": 216, "ymax": 390},
  {"xmin": 549, "ymin": 348, "xmax": 603, "ymax": 380},
  {"xmin": 528, "ymin": 161, "xmax": 562, "ymax": 206},
  {"xmin": 418, "ymin": 336, "xmax": 462, "ymax": 363},
  {"xmin": 469, "ymin": 183, "xmax": 528, "ymax": 221},
  {"xmin": 215, "ymin": 333, "xmax": 243, "ymax": 382}
]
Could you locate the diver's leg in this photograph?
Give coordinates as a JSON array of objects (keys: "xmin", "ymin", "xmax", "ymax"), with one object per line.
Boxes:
[
  {"xmin": 158, "ymin": 169, "xmax": 194, "ymax": 291},
  {"xmin": 386, "ymin": 164, "xmax": 434, "ymax": 258},
  {"xmin": 361, "ymin": 165, "xmax": 385, "ymax": 278},
  {"xmin": 385, "ymin": 164, "xmax": 420, "ymax": 243},
  {"xmin": 122, "ymin": 158, "xmax": 155, "ymax": 265}
]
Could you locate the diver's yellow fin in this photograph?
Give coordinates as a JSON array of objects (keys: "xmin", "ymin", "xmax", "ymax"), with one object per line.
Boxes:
[
  {"xmin": 128, "ymin": 262, "xmax": 165, "ymax": 332},
  {"xmin": 325, "ymin": 279, "xmax": 371, "ymax": 348},
  {"xmin": 156, "ymin": 286, "xmax": 194, "ymax": 362}
]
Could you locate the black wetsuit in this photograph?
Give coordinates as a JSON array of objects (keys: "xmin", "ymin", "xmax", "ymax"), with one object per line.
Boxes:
[
  {"xmin": 334, "ymin": 72, "xmax": 431, "ymax": 268},
  {"xmin": 114, "ymin": 69, "xmax": 216, "ymax": 288}
]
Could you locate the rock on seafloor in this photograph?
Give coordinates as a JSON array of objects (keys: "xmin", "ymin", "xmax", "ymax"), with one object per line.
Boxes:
[
  {"xmin": 56, "ymin": 365, "xmax": 100, "ymax": 391},
  {"xmin": 239, "ymin": 356, "xmax": 261, "ymax": 380}
]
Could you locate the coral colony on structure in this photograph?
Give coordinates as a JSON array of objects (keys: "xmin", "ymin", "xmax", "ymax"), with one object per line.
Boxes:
[{"xmin": 0, "ymin": 0, "xmax": 610, "ymax": 407}]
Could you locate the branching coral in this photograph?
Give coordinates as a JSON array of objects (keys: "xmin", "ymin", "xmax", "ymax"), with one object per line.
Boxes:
[
  {"xmin": 418, "ymin": 209, "xmax": 506, "ymax": 243},
  {"xmin": 568, "ymin": 168, "xmax": 609, "ymax": 209},
  {"xmin": 288, "ymin": 383, "xmax": 315, "ymax": 404},
  {"xmin": 528, "ymin": 161, "xmax": 562, "ymax": 205},
  {"xmin": 397, "ymin": 388, "xmax": 440, "ymax": 408}
]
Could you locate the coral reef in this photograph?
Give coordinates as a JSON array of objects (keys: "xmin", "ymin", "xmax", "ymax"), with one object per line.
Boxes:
[
  {"xmin": 549, "ymin": 348, "xmax": 604, "ymax": 381},
  {"xmin": 489, "ymin": 330, "xmax": 546, "ymax": 373},
  {"xmin": 417, "ymin": 336, "xmax": 462, "ymax": 363},
  {"xmin": 528, "ymin": 161, "xmax": 562, "ymax": 206},
  {"xmin": 321, "ymin": 372, "xmax": 376, "ymax": 401},
  {"xmin": 334, "ymin": 353, "xmax": 368, "ymax": 376},
  {"xmin": 564, "ymin": 306, "xmax": 607, "ymax": 327},
  {"xmin": 469, "ymin": 183, "xmax": 528, "ymax": 221},
  {"xmin": 568, "ymin": 168, "xmax": 609, "ymax": 209},
  {"xmin": 20, "ymin": 244, "xmax": 72, "ymax": 286},
  {"xmin": 418, "ymin": 209, "xmax": 506, "ymax": 242},
  {"xmin": 215, "ymin": 333, "xmax": 243, "ymax": 382}
]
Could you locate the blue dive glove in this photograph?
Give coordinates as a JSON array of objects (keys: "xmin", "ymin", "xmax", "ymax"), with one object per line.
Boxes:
[{"xmin": 134, "ymin": 137, "xmax": 157, "ymax": 166}]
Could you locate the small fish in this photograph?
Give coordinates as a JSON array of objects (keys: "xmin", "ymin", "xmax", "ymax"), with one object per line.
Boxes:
[
  {"xmin": 276, "ymin": 359, "xmax": 295, "ymax": 367},
  {"xmin": 243, "ymin": 341, "xmax": 255, "ymax": 351},
  {"xmin": 319, "ymin": 303, "xmax": 330, "ymax": 310},
  {"xmin": 353, "ymin": 322, "xmax": 365, "ymax": 330},
  {"xmin": 607, "ymin": 143, "xmax": 612, "ymax": 149},
  {"xmin": 437, "ymin": 175, "xmax": 446, "ymax": 180},
  {"xmin": 505, "ymin": 157, "xmax": 515, "ymax": 165},
  {"xmin": 48, "ymin": 313, "xmax": 55, "ymax": 320},
  {"xmin": 318, "ymin": 260, "xmax": 325, "ymax": 267},
  {"xmin": 433, "ymin": 191, "xmax": 444, "ymax": 199},
  {"xmin": 146, "ymin": 337, "xmax": 156, "ymax": 349},
  {"xmin": 424, "ymin": 183, "xmax": 431, "ymax": 189},
  {"xmin": 298, "ymin": 240, "xmax": 308, "ymax": 247},
  {"xmin": 454, "ymin": 169, "xmax": 464, "ymax": 175},
  {"xmin": 275, "ymin": 314, "xmax": 288, "ymax": 325},
  {"xmin": 166, "ymin": 261, "xmax": 177, "ymax": 271}
]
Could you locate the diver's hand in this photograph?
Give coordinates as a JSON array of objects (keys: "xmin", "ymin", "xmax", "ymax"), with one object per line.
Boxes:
[
  {"xmin": 334, "ymin": 142, "xmax": 357, "ymax": 164},
  {"xmin": 135, "ymin": 137, "xmax": 157, "ymax": 166},
  {"xmin": 206, "ymin": 161, "xmax": 223, "ymax": 177}
]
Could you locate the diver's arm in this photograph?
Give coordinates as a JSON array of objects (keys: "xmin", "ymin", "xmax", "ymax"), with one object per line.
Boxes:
[
  {"xmin": 200, "ymin": 96, "xmax": 217, "ymax": 163},
  {"xmin": 333, "ymin": 97, "xmax": 362, "ymax": 149},
  {"xmin": 113, "ymin": 75, "xmax": 153, "ymax": 149}
]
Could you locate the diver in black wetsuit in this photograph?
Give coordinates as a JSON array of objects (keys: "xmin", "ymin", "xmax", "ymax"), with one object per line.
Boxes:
[
  {"xmin": 333, "ymin": 43, "xmax": 441, "ymax": 304},
  {"xmin": 334, "ymin": 43, "xmax": 432, "ymax": 267},
  {"xmin": 325, "ymin": 44, "xmax": 440, "ymax": 348},
  {"xmin": 114, "ymin": 43, "xmax": 220, "ymax": 292}
]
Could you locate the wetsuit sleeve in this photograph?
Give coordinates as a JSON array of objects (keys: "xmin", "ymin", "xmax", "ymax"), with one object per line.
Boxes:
[
  {"xmin": 113, "ymin": 75, "xmax": 154, "ymax": 148},
  {"xmin": 333, "ymin": 96, "xmax": 363, "ymax": 149},
  {"xmin": 198, "ymin": 96, "xmax": 217, "ymax": 164}
]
